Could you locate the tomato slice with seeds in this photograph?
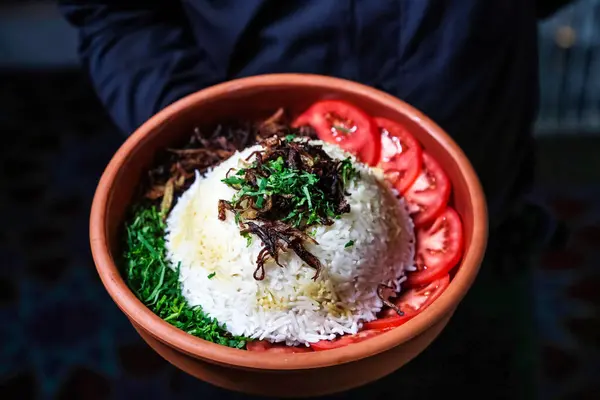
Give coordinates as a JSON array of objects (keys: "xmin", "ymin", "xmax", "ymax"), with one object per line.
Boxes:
[
  {"xmin": 406, "ymin": 207, "xmax": 464, "ymax": 287},
  {"xmin": 404, "ymin": 152, "xmax": 451, "ymax": 227},
  {"xmin": 375, "ymin": 117, "xmax": 423, "ymax": 193},
  {"xmin": 293, "ymin": 100, "xmax": 381, "ymax": 166},
  {"xmin": 246, "ymin": 340, "xmax": 313, "ymax": 353},
  {"xmin": 363, "ymin": 275, "xmax": 450, "ymax": 330},
  {"xmin": 310, "ymin": 328, "xmax": 392, "ymax": 351}
]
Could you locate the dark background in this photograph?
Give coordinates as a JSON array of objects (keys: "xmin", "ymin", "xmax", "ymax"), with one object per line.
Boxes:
[{"xmin": 0, "ymin": 1, "xmax": 599, "ymax": 399}]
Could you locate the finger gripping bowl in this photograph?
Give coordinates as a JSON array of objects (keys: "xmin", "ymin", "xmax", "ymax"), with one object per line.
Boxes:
[{"xmin": 90, "ymin": 74, "xmax": 488, "ymax": 398}]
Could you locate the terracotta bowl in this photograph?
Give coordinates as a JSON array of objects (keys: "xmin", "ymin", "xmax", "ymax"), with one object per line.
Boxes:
[{"xmin": 90, "ymin": 74, "xmax": 488, "ymax": 398}]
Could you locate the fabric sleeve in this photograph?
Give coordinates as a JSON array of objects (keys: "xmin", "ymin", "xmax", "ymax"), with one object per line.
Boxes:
[{"xmin": 58, "ymin": 1, "xmax": 216, "ymax": 134}]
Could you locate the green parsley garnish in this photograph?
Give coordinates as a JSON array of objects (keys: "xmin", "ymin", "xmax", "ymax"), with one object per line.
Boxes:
[
  {"xmin": 207, "ymin": 272, "xmax": 216, "ymax": 279},
  {"xmin": 345, "ymin": 240, "xmax": 355, "ymax": 248},
  {"xmin": 221, "ymin": 176, "xmax": 245, "ymax": 186},
  {"xmin": 222, "ymin": 156, "xmax": 357, "ymax": 229},
  {"xmin": 242, "ymin": 232, "xmax": 253, "ymax": 247},
  {"xmin": 122, "ymin": 204, "xmax": 247, "ymax": 349},
  {"xmin": 333, "ymin": 125, "xmax": 352, "ymax": 134},
  {"xmin": 218, "ymin": 137, "xmax": 359, "ymax": 282}
]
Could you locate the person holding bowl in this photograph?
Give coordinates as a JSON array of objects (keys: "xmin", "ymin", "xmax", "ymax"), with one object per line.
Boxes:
[{"xmin": 59, "ymin": 1, "xmax": 570, "ymax": 398}]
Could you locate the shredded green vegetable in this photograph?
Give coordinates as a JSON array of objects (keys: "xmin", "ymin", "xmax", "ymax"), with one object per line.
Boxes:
[
  {"xmin": 122, "ymin": 204, "xmax": 247, "ymax": 349},
  {"xmin": 222, "ymin": 156, "xmax": 357, "ymax": 228}
]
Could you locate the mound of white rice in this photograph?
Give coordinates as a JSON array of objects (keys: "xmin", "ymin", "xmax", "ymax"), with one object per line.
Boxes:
[{"xmin": 165, "ymin": 140, "xmax": 415, "ymax": 346}]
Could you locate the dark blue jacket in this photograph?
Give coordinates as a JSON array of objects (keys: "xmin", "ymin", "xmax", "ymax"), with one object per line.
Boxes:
[{"xmin": 59, "ymin": 1, "xmax": 547, "ymax": 225}]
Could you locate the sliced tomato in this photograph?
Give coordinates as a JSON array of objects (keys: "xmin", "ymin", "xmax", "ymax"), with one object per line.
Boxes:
[
  {"xmin": 363, "ymin": 275, "xmax": 450, "ymax": 330},
  {"xmin": 375, "ymin": 117, "xmax": 423, "ymax": 193},
  {"xmin": 310, "ymin": 328, "xmax": 391, "ymax": 351},
  {"xmin": 406, "ymin": 207, "xmax": 464, "ymax": 286},
  {"xmin": 246, "ymin": 340, "xmax": 312, "ymax": 353},
  {"xmin": 404, "ymin": 152, "xmax": 451, "ymax": 227},
  {"xmin": 292, "ymin": 100, "xmax": 381, "ymax": 165}
]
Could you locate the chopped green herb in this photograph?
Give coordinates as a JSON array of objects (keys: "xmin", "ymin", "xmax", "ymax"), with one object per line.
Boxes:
[
  {"xmin": 285, "ymin": 134, "xmax": 296, "ymax": 142},
  {"xmin": 122, "ymin": 204, "xmax": 247, "ymax": 349},
  {"xmin": 207, "ymin": 272, "xmax": 216, "ymax": 279},
  {"xmin": 225, "ymin": 158, "xmax": 356, "ymax": 230},
  {"xmin": 345, "ymin": 240, "xmax": 355, "ymax": 248},
  {"xmin": 219, "ymin": 137, "xmax": 359, "ymax": 282},
  {"xmin": 333, "ymin": 125, "xmax": 351, "ymax": 134},
  {"xmin": 221, "ymin": 176, "xmax": 245, "ymax": 186},
  {"xmin": 340, "ymin": 157, "xmax": 359, "ymax": 187},
  {"xmin": 242, "ymin": 232, "xmax": 253, "ymax": 247}
]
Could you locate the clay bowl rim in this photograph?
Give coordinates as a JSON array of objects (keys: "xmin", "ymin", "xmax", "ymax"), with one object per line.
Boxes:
[{"xmin": 90, "ymin": 73, "xmax": 488, "ymax": 371}]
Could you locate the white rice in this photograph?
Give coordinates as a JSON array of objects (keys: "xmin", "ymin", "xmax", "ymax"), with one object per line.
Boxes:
[{"xmin": 165, "ymin": 140, "xmax": 415, "ymax": 346}]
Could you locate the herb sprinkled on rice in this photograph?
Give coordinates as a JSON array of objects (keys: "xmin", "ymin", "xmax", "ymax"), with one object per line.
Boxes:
[{"xmin": 165, "ymin": 139, "xmax": 415, "ymax": 346}]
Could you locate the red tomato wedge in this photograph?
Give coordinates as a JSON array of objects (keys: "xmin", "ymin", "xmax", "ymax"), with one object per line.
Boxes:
[
  {"xmin": 246, "ymin": 340, "xmax": 312, "ymax": 353},
  {"xmin": 406, "ymin": 207, "xmax": 464, "ymax": 287},
  {"xmin": 363, "ymin": 275, "xmax": 450, "ymax": 330},
  {"xmin": 375, "ymin": 117, "xmax": 423, "ymax": 193},
  {"xmin": 292, "ymin": 100, "xmax": 381, "ymax": 165},
  {"xmin": 310, "ymin": 328, "xmax": 392, "ymax": 351},
  {"xmin": 404, "ymin": 152, "xmax": 451, "ymax": 227}
]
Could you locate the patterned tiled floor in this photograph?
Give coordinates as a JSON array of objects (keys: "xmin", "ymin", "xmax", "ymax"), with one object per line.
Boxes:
[{"xmin": 0, "ymin": 70, "xmax": 597, "ymax": 399}]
